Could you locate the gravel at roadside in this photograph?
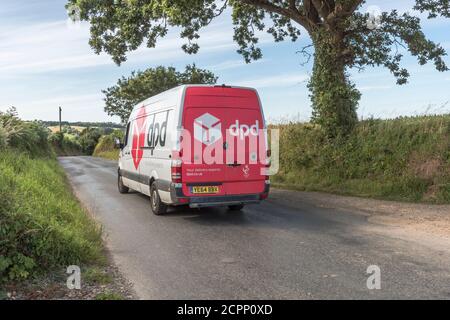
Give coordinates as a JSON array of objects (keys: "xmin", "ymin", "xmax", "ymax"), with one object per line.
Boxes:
[
  {"xmin": 2, "ymin": 251, "xmax": 137, "ymax": 300},
  {"xmin": 270, "ymin": 188, "xmax": 450, "ymax": 242}
]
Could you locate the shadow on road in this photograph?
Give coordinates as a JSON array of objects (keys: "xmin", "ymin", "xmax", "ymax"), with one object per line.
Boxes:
[
  {"xmin": 129, "ymin": 191, "xmax": 356, "ymax": 238},
  {"xmin": 133, "ymin": 192, "xmax": 251, "ymax": 225}
]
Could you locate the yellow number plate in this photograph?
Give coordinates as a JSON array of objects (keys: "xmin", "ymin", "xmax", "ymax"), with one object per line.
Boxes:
[{"xmin": 191, "ymin": 186, "xmax": 220, "ymax": 194}]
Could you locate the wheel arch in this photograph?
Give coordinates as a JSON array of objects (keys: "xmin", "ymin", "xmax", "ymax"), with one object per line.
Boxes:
[{"xmin": 148, "ymin": 170, "xmax": 159, "ymax": 186}]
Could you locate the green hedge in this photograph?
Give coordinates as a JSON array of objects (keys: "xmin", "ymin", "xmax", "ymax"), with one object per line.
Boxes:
[
  {"xmin": 0, "ymin": 110, "xmax": 103, "ymax": 282},
  {"xmin": 272, "ymin": 115, "xmax": 450, "ymax": 203},
  {"xmin": 93, "ymin": 130, "xmax": 124, "ymax": 161},
  {"xmin": 0, "ymin": 110, "xmax": 52, "ymax": 157},
  {"xmin": 0, "ymin": 151, "xmax": 103, "ymax": 281}
]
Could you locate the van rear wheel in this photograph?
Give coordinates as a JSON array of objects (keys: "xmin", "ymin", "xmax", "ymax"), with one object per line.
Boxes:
[
  {"xmin": 150, "ymin": 184, "xmax": 167, "ymax": 215},
  {"xmin": 118, "ymin": 173, "xmax": 129, "ymax": 194},
  {"xmin": 228, "ymin": 204, "xmax": 244, "ymax": 211}
]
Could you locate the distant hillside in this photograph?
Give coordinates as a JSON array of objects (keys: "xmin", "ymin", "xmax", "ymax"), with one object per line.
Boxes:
[
  {"xmin": 48, "ymin": 126, "xmax": 87, "ymax": 134},
  {"xmin": 42, "ymin": 121, "xmax": 124, "ymax": 129}
]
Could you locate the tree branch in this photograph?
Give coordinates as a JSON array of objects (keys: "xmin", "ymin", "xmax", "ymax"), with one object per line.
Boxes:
[
  {"xmin": 311, "ymin": 0, "xmax": 331, "ymax": 19},
  {"xmin": 238, "ymin": 0, "xmax": 311, "ymax": 31},
  {"xmin": 302, "ymin": 0, "xmax": 322, "ymax": 26},
  {"xmin": 327, "ymin": 0, "xmax": 364, "ymax": 23},
  {"xmin": 296, "ymin": 43, "xmax": 314, "ymax": 66},
  {"xmin": 289, "ymin": 0, "xmax": 297, "ymax": 11}
]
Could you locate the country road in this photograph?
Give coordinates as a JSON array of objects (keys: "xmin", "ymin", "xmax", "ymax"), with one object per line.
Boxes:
[{"xmin": 59, "ymin": 156, "xmax": 450, "ymax": 299}]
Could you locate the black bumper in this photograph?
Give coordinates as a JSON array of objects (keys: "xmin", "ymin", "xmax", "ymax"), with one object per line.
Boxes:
[{"xmin": 169, "ymin": 182, "xmax": 270, "ymax": 208}]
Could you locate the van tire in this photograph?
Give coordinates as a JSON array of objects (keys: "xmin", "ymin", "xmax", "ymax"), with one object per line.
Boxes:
[
  {"xmin": 228, "ymin": 204, "xmax": 244, "ymax": 211},
  {"xmin": 118, "ymin": 173, "xmax": 129, "ymax": 194},
  {"xmin": 150, "ymin": 184, "xmax": 167, "ymax": 215}
]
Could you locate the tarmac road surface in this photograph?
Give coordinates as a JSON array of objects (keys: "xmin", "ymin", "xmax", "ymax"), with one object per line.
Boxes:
[{"xmin": 59, "ymin": 156, "xmax": 450, "ymax": 299}]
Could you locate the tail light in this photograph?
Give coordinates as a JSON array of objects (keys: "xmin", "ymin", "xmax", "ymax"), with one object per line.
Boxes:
[
  {"xmin": 171, "ymin": 159, "xmax": 182, "ymax": 183},
  {"xmin": 261, "ymin": 177, "xmax": 270, "ymax": 200},
  {"xmin": 265, "ymin": 149, "xmax": 271, "ymax": 168}
]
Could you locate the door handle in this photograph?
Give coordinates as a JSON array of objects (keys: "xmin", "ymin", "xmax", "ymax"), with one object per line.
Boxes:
[{"xmin": 227, "ymin": 162, "xmax": 242, "ymax": 167}]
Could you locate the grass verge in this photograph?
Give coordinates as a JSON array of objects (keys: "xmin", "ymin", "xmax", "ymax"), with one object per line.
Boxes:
[
  {"xmin": 93, "ymin": 132, "xmax": 121, "ymax": 161},
  {"xmin": 0, "ymin": 149, "xmax": 103, "ymax": 283},
  {"xmin": 94, "ymin": 150, "xmax": 120, "ymax": 161}
]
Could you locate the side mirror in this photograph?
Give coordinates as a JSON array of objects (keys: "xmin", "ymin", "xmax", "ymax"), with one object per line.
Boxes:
[{"xmin": 115, "ymin": 138, "xmax": 124, "ymax": 149}]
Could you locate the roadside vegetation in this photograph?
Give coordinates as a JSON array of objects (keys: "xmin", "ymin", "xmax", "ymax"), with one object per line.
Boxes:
[
  {"xmin": 44, "ymin": 121, "xmax": 123, "ymax": 131},
  {"xmin": 273, "ymin": 114, "xmax": 450, "ymax": 203},
  {"xmin": 0, "ymin": 109, "xmax": 103, "ymax": 287},
  {"xmin": 48, "ymin": 125, "xmax": 111, "ymax": 156},
  {"xmin": 48, "ymin": 130, "xmax": 83, "ymax": 156},
  {"xmin": 91, "ymin": 109, "xmax": 450, "ymax": 204},
  {"xmin": 93, "ymin": 130, "xmax": 124, "ymax": 160}
]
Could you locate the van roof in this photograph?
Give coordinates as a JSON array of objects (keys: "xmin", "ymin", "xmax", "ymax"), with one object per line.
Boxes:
[
  {"xmin": 177, "ymin": 84, "xmax": 256, "ymax": 90},
  {"xmin": 129, "ymin": 85, "xmax": 258, "ymax": 120},
  {"xmin": 139, "ymin": 84, "xmax": 257, "ymax": 104}
]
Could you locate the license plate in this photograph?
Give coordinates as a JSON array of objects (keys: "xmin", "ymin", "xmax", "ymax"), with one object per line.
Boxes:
[{"xmin": 191, "ymin": 186, "xmax": 219, "ymax": 194}]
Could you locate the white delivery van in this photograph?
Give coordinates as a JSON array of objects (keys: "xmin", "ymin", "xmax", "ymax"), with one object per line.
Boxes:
[{"xmin": 117, "ymin": 85, "xmax": 270, "ymax": 215}]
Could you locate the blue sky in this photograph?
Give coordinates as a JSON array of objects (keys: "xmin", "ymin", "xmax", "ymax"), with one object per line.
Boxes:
[{"xmin": 0, "ymin": 0, "xmax": 449, "ymax": 124}]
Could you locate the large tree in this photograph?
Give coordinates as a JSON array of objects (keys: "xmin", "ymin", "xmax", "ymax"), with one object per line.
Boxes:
[
  {"xmin": 103, "ymin": 65, "xmax": 217, "ymax": 122},
  {"xmin": 68, "ymin": 0, "xmax": 449, "ymax": 136}
]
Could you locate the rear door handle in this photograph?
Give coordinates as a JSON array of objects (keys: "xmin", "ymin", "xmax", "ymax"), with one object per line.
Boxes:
[{"xmin": 227, "ymin": 162, "xmax": 242, "ymax": 167}]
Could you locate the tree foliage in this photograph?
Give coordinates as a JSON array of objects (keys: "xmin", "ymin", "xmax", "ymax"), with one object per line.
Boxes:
[
  {"xmin": 0, "ymin": 107, "xmax": 52, "ymax": 157},
  {"xmin": 78, "ymin": 127, "xmax": 103, "ymax": 155},
  {"xmin": 68, "ymin": 0, "xmax": 450, "ymax": 136},
  {"xmin": 103, "ymin": 64, "xmax": 217, "ymax": 122}
]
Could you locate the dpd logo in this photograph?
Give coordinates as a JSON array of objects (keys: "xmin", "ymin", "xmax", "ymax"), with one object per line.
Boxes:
[
  {"xmin": 194, "ymin": 113, "xmax": 222, "ymax": 145},
  {"xmin": 230, "ymin": 120, "xmax": 259, "ymax": 139}
]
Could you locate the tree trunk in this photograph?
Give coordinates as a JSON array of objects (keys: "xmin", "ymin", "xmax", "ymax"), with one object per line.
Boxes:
[{"xmin": 308, "ymin": 30, "xmax": 360, "ymax": 138}]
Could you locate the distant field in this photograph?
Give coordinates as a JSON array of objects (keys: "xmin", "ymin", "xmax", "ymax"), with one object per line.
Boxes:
[
  {"xmin": 43, "ymin": 121, "xmax": 123, "ymax": 130},
  {"xmin": 48, "ymin": 126, "xmax": 86, "ymax": 133}
]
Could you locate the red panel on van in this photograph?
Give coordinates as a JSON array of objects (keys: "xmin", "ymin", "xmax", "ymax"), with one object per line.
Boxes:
[
  {"xmin": 181, "ymin": 86, "xmax": 267, "ymax": 197},
  {"xmin": 183, "ymin": 87, "xmax": 261, "ymax": 110}
]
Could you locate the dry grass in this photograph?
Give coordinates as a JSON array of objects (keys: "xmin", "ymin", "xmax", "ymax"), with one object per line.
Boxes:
[{"xmin": 48, "ymin": 126, "xmax": 86, "ymax": 133}]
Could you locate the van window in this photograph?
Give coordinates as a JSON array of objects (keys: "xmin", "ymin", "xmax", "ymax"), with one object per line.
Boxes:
[{"xmin": 124, "ymin": 122, "xmax": 131, "ymax": 147}]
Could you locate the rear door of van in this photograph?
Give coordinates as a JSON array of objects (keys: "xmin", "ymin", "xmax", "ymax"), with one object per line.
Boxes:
[{"xmin": 181, "ymin": 86, "xmax": 266, "ymax": 197}]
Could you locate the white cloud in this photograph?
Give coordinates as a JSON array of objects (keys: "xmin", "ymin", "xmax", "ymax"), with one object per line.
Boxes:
[
  {"xmin": 0, "ymin": 13, "xmax": 280, "ymax": 120},
  {"xmin": 206, "ymin": 58, "xmax": 267, "ymax": 71},
  {"xmin": 12, "ymin": 93, "xmax": 119, "ymax": 122},
  {"xmin": 0, "ymin": 23, "xmax": 132, "ymax": 74},
  {"xmin": 0, "ymin": 14, "xmax": 275, "ymax": 121},
  {"xmin": 235, "ymin": 73, "xmax": 309, "ymax": 89},
  {"xmin": 25, "ymin": 93, "xmax": 103, "ymax": 108},
  {"xmin": 359, "ymin": 85, "xmax": 392, "ymax": 92},
  {"xmin": 207, "ymin": 59, "xmax": 248, "ymax": 71},
  {"xmin": 359, "ymin": 0, "xmax": 450, "ymax": 29},
  {"xmin": 0, "ymin": 21, "xmax": 110, "ymax": 75},
  {"xmin": 0, "ymin": 17, "xmax": 274, "ymax": 76}
]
